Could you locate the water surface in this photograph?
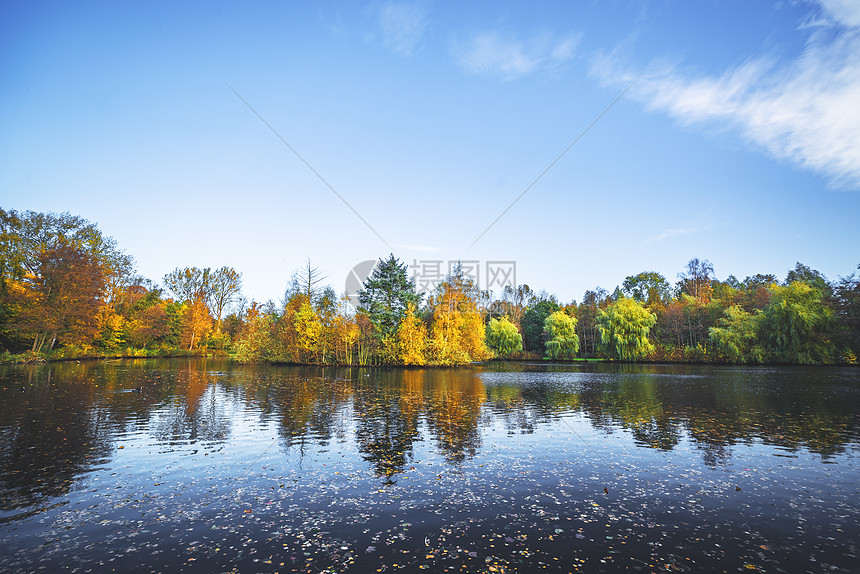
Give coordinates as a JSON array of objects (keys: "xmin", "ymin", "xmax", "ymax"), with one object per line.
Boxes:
[{"xmin": 0, "ymin": 360, "xmax": 857, "ymax": 572}]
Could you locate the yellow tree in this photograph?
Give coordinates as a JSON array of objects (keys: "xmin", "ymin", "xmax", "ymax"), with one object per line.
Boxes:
[
  {"xmin": 294, "ymin": 301, "xmax": 322, "ymax": 363},
  {"xmin": 182, "ymin": 300, "xmax": 213, "ymax": 350},
  {"xmin": 333, "ymin": 314, "xmax": 360, "ymax": 364},
  {"xmin": 428, "ymin": 264, "xmax": 489, "ymax": 365},
  {"xmin": 396, "ymin": 303, "xmax": 428, "ymax": 365}
]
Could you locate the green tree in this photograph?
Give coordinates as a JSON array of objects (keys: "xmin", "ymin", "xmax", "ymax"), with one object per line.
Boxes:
[
  {"xmin": 708, "ymin": 306, "xmax": 764, "ymax": 363},
  {"xmin": 521, "ymin": 296, "xmax": 559, "ymax": 352},
  {"xmin": 832, "ymin": 264, "xmax": 860, "ymax": 362},
  {"xmin": 785, "ymin": 262, "xmax": 831, "ymax": 298},
  {"xmin": 622, "ymin": 271, "xmax": 671, "ymax": 305},
  {"xmin": 543, "ymin": 310, "xmax": 579, "ymax": 359},
  {"xmin": 576, "ymin": 287, "xmax": 609, "ymax": 357},
  {"xmin": 486, "ymin": 316, "xmax": 523, "ymax": 357},
  {"xmin": 358, "ymin": 254, "xmax": 421, "ymax": 341},
  {"xmin": 597, "ymin": 297, "xmax": 657, "ymax": 361},
  {"xmin": 760, "ymin": 282, "xmax": 834, "ymax": 363}
]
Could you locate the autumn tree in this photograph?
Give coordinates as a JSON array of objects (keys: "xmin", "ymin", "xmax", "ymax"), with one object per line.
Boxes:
[
  {"xmin": 543, "ymin": 310, "xmax": 579, "ymax": 360},
  {"xmin": 427, "ymin": 263, "xmax": 489, "ymax": 364},
  {"xmin": 597, "ymin": 297, "xmax": 657, "ymax": 361},
  {"xmin": 286, "ymin": 258, "xmax": 327, "ymax": 304},
  {"xmin": 332, "ymin": 299, "xmax": 360, "ymax": 365},
  {"xmin": 485, "ymin": 316, "xmax": 523, "ymax": 358},
  {"xmin": 127, "ymin": 302, "xmax": 170, "ymax": 348},
  {"xmin": 1, "ymin": 209, "xmax": 134, "ymax": 352},
  {"xmin": 677, "ymin": 258, "xmax": 714, "ymax": 301},
  {"xmin": 293, "ymin": 300, "xmax": 323, "ymax": 363},
  {"xmin": 234, "ymin": 302, "xmax": 273, "ymax": 363},
  {"xmin": 497, "ymin": 284, "xmax": 533, "ymax": 328},
  {"xmin": 207, "ymin": 266, "xmax": 242, "ymax": 332},
  {"xmin": 396, "ymin": 303, "xmax": 428, "ymax": 365},
  {"xmin": 164, "ymin": 267, "xmax": 211, "ymax": 305},
  {"xmin": 163, "ymin": 267, "xmax": 216, "ymax": 350},
  {"xmin": 741, "ymin": 274, "xmax": 777, "ymax": 311},
  {"xmin": 23, "ymin": 239, "xmax": 106, "ymax": 351}
]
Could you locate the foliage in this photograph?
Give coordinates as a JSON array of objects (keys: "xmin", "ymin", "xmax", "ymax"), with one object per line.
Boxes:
[
  {"xmin": 427, "ymin": 263, "xmax": 489, "ymax": 365},
  {"xmin": 485, "ymin": 316, "xmax": 523, "ymax": 358},
  {"xmin": 760, "ymin": 282, "xmax": 834, "ymax": 364},
  {"xmin": 597, "ymin": 297, "xmax": 656, "ymax": 361},
  {"xmin": 543, "ymin": 310, "xmax": 579, "ymax": 360},
  {"xmin": 2, "ymin": 208, "xmax": 859, "ymax": 366},
  {"xmin": 396, "ymin": 304, "xmax": 427, "ymax": 365},
  {"xmin": 676, "ymin": 258, "xmax": 714, "ymax": 301},
  {"xmin": 521, "ymin": 297, "xmax": 559, "ymax": 352},
  {"xmin": 623, "ymin": 271, "xmax": 671, "ymax": 305},
  {"xmin": 359, "ymin": 254, "xmax": 422, "ymax": 341},
  {"xmin": 708, "ymin": 306, "xmax": 764, "ymax": 363},
  {"xmin": 832, "ymin": 264, "xmax": 860, "ymax": 360},
  {"xmin": 208, "ymin": 266, "xmax": 243, "ymax": 330}
]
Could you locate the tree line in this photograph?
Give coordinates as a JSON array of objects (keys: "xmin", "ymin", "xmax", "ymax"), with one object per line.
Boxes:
[{"xmin": 1, "ymin": 208, "xmax": 858, "ymax": 365}]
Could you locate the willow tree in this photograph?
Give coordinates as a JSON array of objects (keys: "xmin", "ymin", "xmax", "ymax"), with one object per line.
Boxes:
[
  {"xmin": 760, "ymin": 281, "xmax": 833, "ymax": 363},
  {"xmin": 486, "ymin": 316, "xmax": 523, "ymax": 358},
  {"xmin": 708, "ymin": 305, "xmax": 764, "ymax": 363},
  {"xmin": 543, "ymin": 310, "xmax": 579, "ymax": 360},
  {"xmin": 597, "ymin": 297, "xmax": 656, "ymax": 361}
]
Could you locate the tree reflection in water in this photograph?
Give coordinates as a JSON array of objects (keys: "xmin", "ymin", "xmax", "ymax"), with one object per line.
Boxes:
[{"xmin": 0, "ymin": 360, "xmax": 858, "ymax": 513}]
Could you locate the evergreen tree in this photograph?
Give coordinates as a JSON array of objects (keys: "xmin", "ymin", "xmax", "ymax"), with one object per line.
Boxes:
[{"xmin": 358, "ymin": 254, "xmax": 422, "ymax": 341}]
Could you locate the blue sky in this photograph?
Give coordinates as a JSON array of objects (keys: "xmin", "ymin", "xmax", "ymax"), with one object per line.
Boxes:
[{"xmin": 2, "ymin": 0, "xmax": 859, "ymax": 305}]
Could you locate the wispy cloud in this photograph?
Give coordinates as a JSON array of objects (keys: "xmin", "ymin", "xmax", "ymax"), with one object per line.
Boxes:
[
  {"xmin": 645, "ymin": 225, "xmax": 701, "ymax": 244},
  {"xmin": 592, "ymin": 2, "xmax": 860, "ymax": 189},
  {"xmin": 454, "ymin": 31, "xmax": 579, "ymax": 81},
  {"xmin": 371, "ymin": 1, "xmax": 429, "ymax": 56}
]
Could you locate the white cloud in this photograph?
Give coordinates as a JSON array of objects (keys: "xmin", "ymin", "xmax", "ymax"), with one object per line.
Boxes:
[
  {"xmin": 818, "ymin": 0, "xmax": 860, "ymax": 27},
  {"xmin": 645, "ymin": 225, "xmax": 701, "ymax": 244},
  {"xmin": 455, "ymin": 31, "xmax": 579, "ymax": 81},
  {"xmin": 592, "ymin": 3, "xmax": 860, "ymax": 189},
  {"xmin": 373, "ymin": 1, "xmax": 429, "ymax": 56}
]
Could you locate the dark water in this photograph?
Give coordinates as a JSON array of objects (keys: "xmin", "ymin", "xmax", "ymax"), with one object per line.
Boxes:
[{"xmin": 0, "ymin": 360, "xmax": 857, "ymax": 573}]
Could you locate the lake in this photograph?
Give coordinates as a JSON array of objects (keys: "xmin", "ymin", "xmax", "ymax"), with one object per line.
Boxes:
[{"xmin": 0, "ymin": 359, "xmax": 857, "ymax": 573}]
